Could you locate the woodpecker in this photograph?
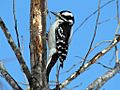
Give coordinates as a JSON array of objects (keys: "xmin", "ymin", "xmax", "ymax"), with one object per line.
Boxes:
[{"xmin": 46, "ymin": 10, "xmax": 75, "ymax": 75}]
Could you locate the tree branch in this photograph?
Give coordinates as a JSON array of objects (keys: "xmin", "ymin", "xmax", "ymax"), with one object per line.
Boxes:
[
  {"xmin": 90, "ymin": 40, "xmax": 112, "ymax": 53},
  {"xmin": 0, "ymin": 62, "xmax": 22, "ymax": 90},
  {"xmin": 85, "ymin": 60, "xmax": 120, "ymax": 90},
  {"xmin": 81, "ymin": 0, "xmax": 101, "ymax": 66},
  {"xmin": 116, "ymin": 0, "xmax": 119, "ymax": 23},
  {"xmin": 0, "ymin": 18, "xmax": 32, "ymax": 87},
  {"xmin": 13, "ymin": 0, "xmax": 21, "ymax": 48},
  {"xmin": 73, "ymin": 0, "xmax": 115, "ymax": 35},
  {"xmin": 53, "ymin": 35, "xmax": 120, "ymax": 90}
]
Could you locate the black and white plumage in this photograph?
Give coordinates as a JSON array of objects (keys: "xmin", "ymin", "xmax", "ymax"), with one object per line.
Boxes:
[{"xmin": 46, "ymin": 10, "xmax": 75, "ymax": 74}]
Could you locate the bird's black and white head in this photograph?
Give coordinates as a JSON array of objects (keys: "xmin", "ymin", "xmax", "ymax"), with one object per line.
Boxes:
[{"xmin": 51, "ymin": 10, "xmax": 75, "ymax": 25}]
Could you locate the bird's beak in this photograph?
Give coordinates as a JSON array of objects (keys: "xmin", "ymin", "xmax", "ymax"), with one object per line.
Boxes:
[
  {"xmin": 50, "ymin": 11, "xmax": 58, "ymax": 16},
  {"xmin": 50, "ymin": 11, "xmax": 68, "ymax": 22}
]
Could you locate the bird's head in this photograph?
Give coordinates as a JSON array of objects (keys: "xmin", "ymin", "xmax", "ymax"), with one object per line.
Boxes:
[{"xmin": 51, "ymin": 10, "xmax": 75, "ymax": 25}]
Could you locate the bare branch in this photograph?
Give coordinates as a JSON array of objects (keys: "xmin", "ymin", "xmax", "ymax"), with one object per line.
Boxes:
[
  {"xmin": 0, "ymin": 62, "xmax": 22, "ymax": 90},
  {"xmin": 21, "ymin": 35, "xmax": 24, "ymax": 54},
  {"xmin": 0, "ymin": 18, "xmax": 32, "ymax": 87},
  {"xmin": 96, "ymin": 62, "xmax": 112, "ymax": 69},
  {"xmin": 73, "ymin": 0, "xmax": 115, "ymax": 35},
  {"xmin": 85, "ymin": 61, "xmax": 120, "ymax": 90},
  {"xmin": 90, "ymin": 40, "xmax": 112, "ymax": 53},
  {"xmin": 116, "ymin": 0, "xmax": 120, "ymax": 23},
  {"xmin": 60, "ymin": 60, "xmax": 83, "ymax": 75},
  {"xmin": 13, "ymin": 0, "xmax": 21, "ymax": 48},
  {"xmin": 69, "ymin": 83, "xmax": 82, "ymax": 90},
  {"xmin": 113, "ymin": 0, "xmax": 120, "ymax": 64},
  {"xmin": 81, "ymin": 0, "xmax": 101, "ymax": 66},
  {"xmin": 115, "ymin": 46, "xmax": 119, "ymax": 63},
  {"xmin": 98, "ymin": 17, "xmax": 116, "ymax": 25},
  {"xmin": 53, "ymin": 35, "xmax": 120, "ymax": 89}
]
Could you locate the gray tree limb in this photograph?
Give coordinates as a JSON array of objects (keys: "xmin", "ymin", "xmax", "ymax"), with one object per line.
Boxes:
[
  {"xmin": 85, "ymin": 61, "xmax": 120, "ymax": 90},
  {"xmin": 54, "ymin": 35, "xmax": 120, "ymax": 89},
  {"xmin": 0, "ymin": 62, "xmax": 22, "ymax": 90},
  {"xmin": 0, "ymin": 17, "xmax": 32, "ymax": 87}
]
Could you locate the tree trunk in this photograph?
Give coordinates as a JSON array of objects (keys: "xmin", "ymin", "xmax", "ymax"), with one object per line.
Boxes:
[{"xmin": 30, "ymin": 0, "xmax": 48, "ymax": 90}]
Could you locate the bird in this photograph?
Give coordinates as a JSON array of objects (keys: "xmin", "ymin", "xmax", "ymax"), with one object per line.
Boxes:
[{"xmin": 46, "ymin": 10, "xmax": 75, "ymax": 76}]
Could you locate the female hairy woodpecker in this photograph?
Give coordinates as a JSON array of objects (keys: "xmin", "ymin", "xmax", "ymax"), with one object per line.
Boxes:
[{"xmin": 46, "ymin": 10, "xmax": 75, "ymax": 71}]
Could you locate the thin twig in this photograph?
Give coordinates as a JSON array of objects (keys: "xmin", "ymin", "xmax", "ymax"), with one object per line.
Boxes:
[
  {"xmin": 113, "ymin": 0, "xmax": 120, "ymax": 39},
  {"xmin": 96, "ymin": 62, "xmax": 112, "ymax": 69},
  {"xmin": 113, "ymin": 0, "xmax": 120, "ymax": 64},
  {"xmin": 116, "ymin": 0, "xmax": 119, "ymax": 23},
  {"xmin": 13, "ymin": 0, "xmax": 20, "ymax": 48},
  {"xmin": 60, "ymin": 60, "xmax": 83, "ymax": 75},
  {"xmin": 98, "ymin": 17, "xmax": 116, "ymax": 25},
  {"xmin": 90, "ymin": 40, "xmax": 112, "ymax": 53},
  {"xmin": 81, "ymin": 0, "xmax": 101, "ymax": 67},
  {"xmin": 21, "ymin": 35, "xmax": 24, "ymax": 54},
  {"xmin": 73, "ymin": 0, "xmax": 115, "ymax": 35},
  {"xmin": 69, "ymin": 83, "xmax": 82, "ymax": 90},
  {"xmin": 108, "ymin": 51, "xmax": 115, "ymax": 65}
]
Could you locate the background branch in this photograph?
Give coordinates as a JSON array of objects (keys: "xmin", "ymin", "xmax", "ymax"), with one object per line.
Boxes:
[
  {"xmin": 73, "ymin": 0, "xmax": 115, "ymax": 35},
  {"xmin": 81, "ymin": 0, "xmax": 101, "ymax": 66},
  {"xmin": 13, "ymin": 0, "xmax": 21, "ymax": 48},
  {"xmin": 0, "ymin": 18, "xmax": 32, "ymax": 87},
  {"xmin": 0, "ymin": 62, "xmax": 22, "ymax": 90},
  {"xmin": 85, "ymin": 60, "xmax": 120, "ymax": 90},
  {"xmin": 54, "ymin": 35, "xmax": 120, "ymax": 89}
]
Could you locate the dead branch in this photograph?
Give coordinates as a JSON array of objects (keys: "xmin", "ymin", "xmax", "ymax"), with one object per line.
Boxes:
[
  {"xmin": 0, "ymin": 18, "xmax": 32, "ymax": 87},
  {"xmin": 73, "ymin": 0, "xmax": 115, "ymax": 35},
  {"xmin": 98, "ymin": 17, "xmax": 116, "ymax": 25},
  {"xmin": 96, "ymin": 62, "xmax": 112, "ymax": 69},
  {"xmin": 115, "ymin": 46, "xmax": 119, "ymax": 63},
  {"xmin": 81, "ymin": 0, "xmax": 101, "ymax": 66},
  {"xmin": 13, "ymin": 0, "xmax": 20, "ymax": 48},
  {"xmin": 0, "ymin": 62, "xmax": 22, "ymax": 90},
  {"xmin": 90, "ymin": 40, "xmax": 112, "ymax": 53},
  {"xmin": 116, "ymin": 0, "xmax": 120, "ymax": 23},
  {"xmin": 85, "ymin": 60, "xmax": 120, "ymax": 90},
  {"xmin": 53, "ymin": 35, "xmax": 120, "ymax": 90}
]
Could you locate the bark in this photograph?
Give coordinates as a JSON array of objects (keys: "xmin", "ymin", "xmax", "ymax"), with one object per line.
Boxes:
[
  {"xmin": 30, "ymin": 0, "xmax": 48, "ymax": 90},
  {"xmin": 0, "ymin": 62, "xmax": 22, "ymax": 90},
  {"xmin": 86, "ymin": 61, "xmax": 120, "ymax": 90},
  {"xmin": 0, "ymin": 17, "xmax": 32, "ymax": 88}
]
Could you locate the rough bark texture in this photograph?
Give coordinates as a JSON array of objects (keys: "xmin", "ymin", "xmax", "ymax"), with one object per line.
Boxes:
[
  {"xmin": 30, "ymin": 0, "xmax": 48, "ymax": 90},
  {"xmin": 0, "ymin": 62, "xmax": 22, "ymax": 90},
  {"xmin": 86, "ymin": 61, "xmax": 120, "ymax": 90}
]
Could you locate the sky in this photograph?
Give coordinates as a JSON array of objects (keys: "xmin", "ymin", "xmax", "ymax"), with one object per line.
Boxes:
[{"xmin": 0, "ymin": 0, "xmax": 120, "ymax": 90}]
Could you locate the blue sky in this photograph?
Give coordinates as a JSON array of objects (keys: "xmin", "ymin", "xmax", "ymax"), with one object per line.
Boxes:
[{"xmin": 0, "ymin": 0, "xmax": 120, "ymax": 90}]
